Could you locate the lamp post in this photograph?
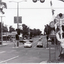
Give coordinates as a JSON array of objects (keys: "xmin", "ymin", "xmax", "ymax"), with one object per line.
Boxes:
[{"xmin": 9, "ymin": 1, "xmax": 22, "ymax": 29}]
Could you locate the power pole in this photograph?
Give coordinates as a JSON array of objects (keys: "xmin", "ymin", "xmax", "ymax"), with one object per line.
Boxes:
[{"xmin": 0, "ymin": 16, "xmax": 5, "ymax": 44}]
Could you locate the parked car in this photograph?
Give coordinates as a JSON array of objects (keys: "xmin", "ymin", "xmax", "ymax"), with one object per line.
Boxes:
[
  {"xmin": 24, "ymin": 40, "xmax": 32, "ymax": 48},
  {"xmin": 37, "ymin": 41, "xmax": 43, "ymax": 48}
]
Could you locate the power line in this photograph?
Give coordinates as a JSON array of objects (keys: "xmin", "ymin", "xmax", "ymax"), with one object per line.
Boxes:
[{"xmin": 7, "ymin": 8, "xmax": 64, "ymax": 9}]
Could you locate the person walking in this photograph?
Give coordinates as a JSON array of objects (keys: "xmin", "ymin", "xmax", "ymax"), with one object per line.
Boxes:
[{"xmin": 16, "ymin": 34, "xmax": 19, "ymax": 47}]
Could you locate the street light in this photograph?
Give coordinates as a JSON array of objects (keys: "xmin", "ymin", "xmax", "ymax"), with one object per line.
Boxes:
[{"xmin": 9, "ymin": 1, "xmax": 23, "ymax": 29}]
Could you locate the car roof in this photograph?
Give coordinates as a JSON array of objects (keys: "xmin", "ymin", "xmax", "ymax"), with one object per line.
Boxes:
[{"xmin": 37, "ymin": 41, "xmax": 42, "ymax": 44}]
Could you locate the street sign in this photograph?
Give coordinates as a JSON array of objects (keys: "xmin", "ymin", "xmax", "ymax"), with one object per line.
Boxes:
[{"xmin": 14, "ymin": 16, "xmax": 22, "ymax": 23}]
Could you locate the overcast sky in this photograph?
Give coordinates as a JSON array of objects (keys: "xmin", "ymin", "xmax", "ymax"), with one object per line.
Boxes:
[{"xmin": 0, "ymin": 0, "xmax": 64, "ymax": 33}]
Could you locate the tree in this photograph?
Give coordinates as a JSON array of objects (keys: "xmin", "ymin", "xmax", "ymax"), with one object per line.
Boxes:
[
  {"xmin": 22, "ymin": 24, "xmax": 28, "ymax": 39},
  {"xmin": 9, "ymin": 26, "xmax": 15, "ymax": 32},
  {"xmin": 0, "ymin": 22, "xmax": 8, "ymax": 41},
  {"xmin": 36, "ymin": 29, "xmax": 41, "ymax": 35},
  {"xmin": 3, "ymin": 26, "xmax": 8, "ymax": 32},
  {"xmin": 16, "ymin": 29, "xmax": 20, "ymax": 35}
]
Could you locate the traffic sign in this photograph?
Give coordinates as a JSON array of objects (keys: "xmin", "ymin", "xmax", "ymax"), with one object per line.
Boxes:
[{"xmin": 14, "ymin": 16, "xmax": 22, "ymax": 23}]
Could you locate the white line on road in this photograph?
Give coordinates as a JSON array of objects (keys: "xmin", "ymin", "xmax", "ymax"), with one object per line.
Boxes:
[
  {"xmin": 0, "ymin": 56, "xmax": 19, "ymax": 63},
  {"xmin": 12, "ymin": 45, "xmax": 23, "ymax": 48},
  {"xmin": 33, "ymin": 39, "xmax": 39, "ymax": 48},
  {"xmin": 0, "ymin": 51, "xmax": 6, "ymax": 54},
  {"xmin": 40, "ymin": 60, "xmax": 47, "ymax": 63},
  {"xmin": 8, "ymin": 50, "xmax": 16, "ymax": 53}
]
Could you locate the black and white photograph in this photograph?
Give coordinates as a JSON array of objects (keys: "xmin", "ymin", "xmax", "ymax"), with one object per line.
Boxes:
[{"xmin": 0, "ymin": 0, "xmax": 64, "ymax": 63}]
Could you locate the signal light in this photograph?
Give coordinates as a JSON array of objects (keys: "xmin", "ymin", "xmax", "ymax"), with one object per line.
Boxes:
[
  {"xmin": 32, "ymin": 0, "xmax": 37, "ymax": 3},
  {"xmin": 40, "ymin": 0, "xmax": 45, "ymax": 3}
]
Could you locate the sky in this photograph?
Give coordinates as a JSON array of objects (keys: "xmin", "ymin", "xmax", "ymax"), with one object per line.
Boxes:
[{"xmin": 0, "ymin": 0, "xmax": 64, "ymax": 33}]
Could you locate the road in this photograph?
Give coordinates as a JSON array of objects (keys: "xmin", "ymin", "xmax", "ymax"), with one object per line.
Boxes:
[{"xmin": 0, "ymin": 36, "xmax": 49, "ymax": 63}]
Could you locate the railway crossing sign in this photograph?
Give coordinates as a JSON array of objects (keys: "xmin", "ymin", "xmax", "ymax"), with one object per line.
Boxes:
[{"xmin": 55, "ymin": 13, "xmax": 64, "ymax": 39}]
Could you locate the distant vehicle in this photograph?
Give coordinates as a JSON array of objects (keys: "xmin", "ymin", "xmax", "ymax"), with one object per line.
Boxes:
[
  {"xmin": 29, "ymin": 39, "xmax": 33, "ymax": 42},
  {"xmin": 24, "ymin": 40, "xmax": 32, "ymax": 48},
  {"xmin": 37, "ymin": 41, "xmax": 43, "ymax": 48},
  {"xmin": 38, "ymin": 38, "xmax": 42, "ymax": 41}
]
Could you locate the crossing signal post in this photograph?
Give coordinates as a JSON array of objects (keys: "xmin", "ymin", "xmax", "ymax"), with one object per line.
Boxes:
[
  {"xmin": 59, "ymin": 13, "xmax": 64, "ymax": 39},
  {"xmin": 55, "ymin": 13, "xmax": 64, "ymax": 39}
]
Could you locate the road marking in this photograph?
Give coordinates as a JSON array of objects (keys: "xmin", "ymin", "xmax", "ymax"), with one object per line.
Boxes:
[
  {"xmin": 0, "ymin": 55, "xmax": 19, "ymax": 63},
  {"xmin": 0, "ymin": 51, "xmax": 6, "ymax": 54},
  {"xmin": 33, "ymin": 39, "xmax": 39, "ymax": 48},
  {"xmin": 40, "ymin": 60, "xmax": 47, "ymax": 63},
  {"xmin": 8, "ymin": 50, "xmax": 16, "ymax": 53},
  {"xmin": 12, "ymin": 47, "xmax": 19, "ymax": 48},
  {"xmin": 46, "ymin": 48, "xmax": 55, "ymax": 50},
  {"xmin": 34, "ymin": 40, "xmax": 38, "ymax": 43},
  {"xmin": 12, "ymin": 45, "xmax": 23, "ymax": 48}
]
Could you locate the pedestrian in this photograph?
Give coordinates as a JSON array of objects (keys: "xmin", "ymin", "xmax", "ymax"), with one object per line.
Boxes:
[
  {"xmin": 16, "ymin": 34, "xmax": 19, "ymax": 47},
  {"xmin": 12, "ymin": 35, "xmax": 16, "ymax": 47}
]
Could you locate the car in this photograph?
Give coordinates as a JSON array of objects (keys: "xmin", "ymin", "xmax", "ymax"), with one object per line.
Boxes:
[
  {"xmin": 37, "ymin": 41, "xmax": 43, "ymax": 48},
  {"xmin": 24, "ymin": 40, "xmax": 32, "ymax": 48},
  {"xmin": 29, "ymin": 39, "xmax": 33, "ymax": 43}
]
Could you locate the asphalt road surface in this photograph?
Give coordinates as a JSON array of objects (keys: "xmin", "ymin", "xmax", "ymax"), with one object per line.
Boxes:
[{"xmin": 0, "ymin": 36, "xmax": 49, "ymax": 63}]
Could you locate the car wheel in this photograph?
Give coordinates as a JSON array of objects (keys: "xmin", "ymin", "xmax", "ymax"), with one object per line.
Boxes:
[
  {"xmin": 37, "ymin": 45, "xmax": 39, "ymax": 47},
  {"xmin": 32, "ymin": 0, "xmax": 37, "ymax": 3}
]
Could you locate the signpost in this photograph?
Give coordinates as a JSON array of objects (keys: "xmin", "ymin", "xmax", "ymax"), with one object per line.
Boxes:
[{"xmin": 14, "ymin": 16, "xmax": 22, "ymax": 23}]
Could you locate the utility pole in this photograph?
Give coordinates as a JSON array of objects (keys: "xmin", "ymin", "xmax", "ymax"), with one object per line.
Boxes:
[
  {"xmin": 9, "ymin": 0, "xmax": 26, "ymax": 47},
  {"xmin": 17, "ymin": 2, "xmax": 19, "ymax": 29},
  {"xmin": 0, "ymin": 16, "xmax": 5, "ymax": 45}
]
